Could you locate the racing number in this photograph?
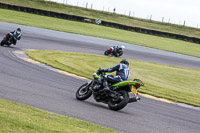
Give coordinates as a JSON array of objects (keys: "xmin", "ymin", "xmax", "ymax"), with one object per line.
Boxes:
[{"xmin": 131, "ymin": 85, "xmax": 138, "ymax": 96}]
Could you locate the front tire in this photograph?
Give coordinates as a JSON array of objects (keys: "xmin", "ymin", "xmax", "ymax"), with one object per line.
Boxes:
[
  {"xmin": 0, "ymin": 39, "xmax": 6, "ymax": 46},
  {"xmin": 76, "ymin": 83, "xmax": 92, "ymax": 101},
  {"xmin": 108, "ymin": 90, "xmax": 129, "ymax": 111},
  {"xmin": 104, "ymin": 50, "xmax": 110, "ymax": 56}
]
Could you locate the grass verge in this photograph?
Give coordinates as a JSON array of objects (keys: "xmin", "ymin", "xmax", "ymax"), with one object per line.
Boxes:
[
  {"xmin": 26, "ymin": 50, "xmax": 200, "ymax": 107},
  {"xmin": 1, "ymin": 0, "xmax": 200, "ymax": 38},
  {"xmin": 1, "ymin": 8, "xmax": 200, "ymax": 57},
  {"xmin": 0, "ymin": 98, "xmax": 119, "ymax": 133}
]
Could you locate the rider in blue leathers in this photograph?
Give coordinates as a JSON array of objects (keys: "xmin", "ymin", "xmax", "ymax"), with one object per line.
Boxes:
[
  {"xmin": 10, "ymin": 28, "xmax": 22, "ymax": 45},
  {"xmin": 97, "ymin": 59, "xmax": 130, "ymax": 91}
]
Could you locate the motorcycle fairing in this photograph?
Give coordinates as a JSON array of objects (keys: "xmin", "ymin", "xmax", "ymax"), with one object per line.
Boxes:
[{"xmin": 112, "ymin": 81, "xmax": 138, "ymax": 87}]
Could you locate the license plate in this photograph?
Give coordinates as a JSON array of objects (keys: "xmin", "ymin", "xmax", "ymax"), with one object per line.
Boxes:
[{"xmin": 131, "ymin": 86, "xmax": 138, "ymax": 96}]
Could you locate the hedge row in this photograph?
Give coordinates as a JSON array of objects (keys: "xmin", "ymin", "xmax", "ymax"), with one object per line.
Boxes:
[{"xmin": 0, "ymin": 2, "xmax": 199, "ymax": 44}]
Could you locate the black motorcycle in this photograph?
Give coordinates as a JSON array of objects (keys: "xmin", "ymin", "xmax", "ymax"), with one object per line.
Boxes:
[
  {"xmin": 104, "ymin": 47, "xmax": 124, "ymax": 57},
  {"xmin": 1, "ymin": 33, "xmax": 17, "ymax": 46},
  {"xmin": 76, "ymin": 71, "xmax": 144, "ymax": 111}
]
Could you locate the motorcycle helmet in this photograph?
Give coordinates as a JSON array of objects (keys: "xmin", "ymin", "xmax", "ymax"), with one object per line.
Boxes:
[
  {"xmin": 120, "ymin": 59, "xmax": 129, "ymax": 66},
  {"xmin": 109, "ymin": 47, "xmax": 114, "ymax": 52},
  {"xmin": 17, "ymin": 28, "xmax": 21, "ymax": 32},
  {"xmin": 120, "ymin": 45, "xmax": 125, "ymax": 49}
]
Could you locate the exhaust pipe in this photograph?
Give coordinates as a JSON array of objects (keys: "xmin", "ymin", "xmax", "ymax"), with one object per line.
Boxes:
[{"xmin": 128, "ymin": 96, "xmax": 140, "ymax": 103}]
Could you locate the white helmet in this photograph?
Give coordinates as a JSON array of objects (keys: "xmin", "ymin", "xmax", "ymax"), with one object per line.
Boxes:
[{"xmin": 120, "ymin": 45, "xmax": 125, "ymax": 49}]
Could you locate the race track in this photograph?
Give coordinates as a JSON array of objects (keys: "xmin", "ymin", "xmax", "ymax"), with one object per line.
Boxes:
[{"xmin": 0, "ymin": 22, "xmax": 200, "ymax": 133}]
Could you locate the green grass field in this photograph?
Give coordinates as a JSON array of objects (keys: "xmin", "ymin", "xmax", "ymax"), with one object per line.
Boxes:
[
  {"xmin": 1, "ymin": 8, "xmax": 200, "ymax": 57},
  {"xmin": 0, "ymin": 99, "xmax": 119, "ymax": 133},
  {"xmin": 26, "ymin": 50, "xmax": 200, "ymax": 107},
  {"xmin": 1, "ymin": 0, "xmax": 200, "ymax": 38}
]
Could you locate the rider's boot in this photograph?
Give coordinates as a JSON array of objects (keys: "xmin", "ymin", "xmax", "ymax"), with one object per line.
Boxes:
[{"xmin": 102, "ymin": 81, "xmax": 109, "ymax": 91}]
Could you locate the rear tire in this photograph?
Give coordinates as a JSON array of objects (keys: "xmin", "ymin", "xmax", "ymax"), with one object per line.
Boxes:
[
  {"xmin": 115, "ymin": 53, "xmax": 119, "ymax": 57},
  {"xmin": 118, "ymin": 51, "xmax": 123, "ymax": 56},
  {"xmin": 76, "ymin": 83, "xmax": 92, "ymax": 101},
  {"xmin": 108, "ymin": 90, "xmax": 129, "ymax": 111}
]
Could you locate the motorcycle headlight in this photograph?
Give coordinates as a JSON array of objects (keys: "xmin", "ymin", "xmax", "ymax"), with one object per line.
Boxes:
[{"xmin": 93, "ymin": 73, "xmax": 97, "ymax": 77}]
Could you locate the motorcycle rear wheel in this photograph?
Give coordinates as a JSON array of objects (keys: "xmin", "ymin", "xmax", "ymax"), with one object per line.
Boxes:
[
  {"xmin": 76, "ymin": 83, "xmax": 92, "ymax": 100},
  {"xmin": 118, "ymin": 52, "xmax": 123, "ymax": 56},
  {"xmin": 115, "ymin": 53, "xmax": 120, "ymax": 57},
  {"xmin": 108, "ymin": 90, "xmax": 129, "ymax": 111}
]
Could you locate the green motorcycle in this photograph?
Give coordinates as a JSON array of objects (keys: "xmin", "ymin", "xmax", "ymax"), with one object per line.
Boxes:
[{"xmin": 76, "ymin": 71, "xmax": 144, "ymax": 111}]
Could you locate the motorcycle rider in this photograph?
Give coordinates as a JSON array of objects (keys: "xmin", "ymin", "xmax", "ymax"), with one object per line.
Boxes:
[
  {"xmin": 108, "ymin": 45, "xmax": 125, "ymax": 56},
  {"xmin": 10, "ymin": 28, "xmax": 22, "ymax": 45},
  {"xmin": 108, "ymin": 46, "xmax": 115, "ymax": 55},
  {"xmin": 97, "ymin": 59, "xmax": 130, "ymax": 91},
  {"xmin": 119, "ymin": 45, "xmax": 125, "ymax": 50}
]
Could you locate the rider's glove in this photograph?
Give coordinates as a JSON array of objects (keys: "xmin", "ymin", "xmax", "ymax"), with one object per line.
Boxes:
[{"xmin": 114, "ymin": 75, "xmax": 121, "ymax": 79}]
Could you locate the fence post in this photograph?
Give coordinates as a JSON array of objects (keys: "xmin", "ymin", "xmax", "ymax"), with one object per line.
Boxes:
[
  {"xmin": 168, "ymin": 18, "xmax": 170, "ymax": 23},
  {"xmin": 162, "ymin": 17, "xmax": 164, "ymax": 23},
  {"xmin": 86, "ymin": 2, "xmax": 88, "ymax": 9}
]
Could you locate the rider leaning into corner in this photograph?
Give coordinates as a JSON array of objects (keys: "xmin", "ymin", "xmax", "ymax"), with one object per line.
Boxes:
[
  {"xmin": 10, "ymin": 28, "xmax": 22, "ymax": 45},
  {"xmin": 109, "ymin": 45, "xmax": 125, "ymax": 56},
  {"xmin": 97, "ymin": 59, "xmax": 130, "ymax": 91}
]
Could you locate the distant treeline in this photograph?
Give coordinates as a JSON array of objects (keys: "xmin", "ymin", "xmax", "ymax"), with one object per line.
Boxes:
[{"xmin": 0, "ymin": 2, "xmax": 200, "ymax": 44}]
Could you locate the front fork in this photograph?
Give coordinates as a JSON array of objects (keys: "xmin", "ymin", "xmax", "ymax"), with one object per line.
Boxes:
[
  {"xmin": 87, "ymin": 80, "xmax": 97, "ymax": 91},
  {"xmin": 5, "ymin": 34, "xmax": 12, "ymax": 44}
]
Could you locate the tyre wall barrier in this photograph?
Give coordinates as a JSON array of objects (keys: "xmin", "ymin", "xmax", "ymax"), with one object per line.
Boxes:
[{"xmin": 0, "ymin": 2, "xmax": 199, "ymax": 44}]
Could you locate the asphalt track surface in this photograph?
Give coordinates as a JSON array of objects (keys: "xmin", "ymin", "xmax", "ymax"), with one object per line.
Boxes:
[{"xmin": 0, "ymin": 22, "xmax": 200, "ymax": 133}]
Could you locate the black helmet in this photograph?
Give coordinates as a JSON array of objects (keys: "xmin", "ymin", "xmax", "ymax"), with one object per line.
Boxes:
[
  {"xmin": 120, "ymin": 59, "xmax": 129, "ymax": 66},
  {"xmin": 17, "ymin": 28, "xmax": 21, "ymax": 32}
]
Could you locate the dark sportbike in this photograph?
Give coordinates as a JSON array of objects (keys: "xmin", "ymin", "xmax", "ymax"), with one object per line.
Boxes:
[
  {"xmin": 1, "ymin": 33, "xmax": 17, "ymax": 46},
  {"xmin": 76, "ymin": 70, "xmax": 144, "ymax": 111},
  {"xmin": 104, "ymin": 47, "xmax": 124, "ymax": 57}
]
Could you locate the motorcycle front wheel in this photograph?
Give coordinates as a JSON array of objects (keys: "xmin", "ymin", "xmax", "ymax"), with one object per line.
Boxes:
[
  {"xmin": 76, "ymin": 83, "xmax": 92, "ymax": 100},
  {"xmin": 104, "ymin": 50, "xmax": 110, "ymax": 55},
  {"xmin": 108, "ymin": 90, "xmax": 129, "ymax": 111},
  {"xmin": 0, "ymin": 38, "xmax": 6, "ymax": 46}
]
